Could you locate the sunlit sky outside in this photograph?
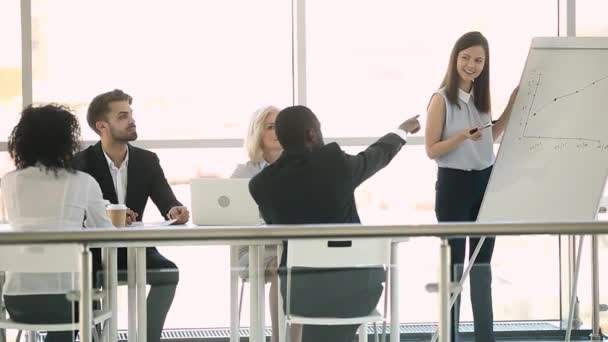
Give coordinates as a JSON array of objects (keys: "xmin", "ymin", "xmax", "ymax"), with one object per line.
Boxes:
[
  {"xmin": 2, "ymin": 0, "xmax": 608, "ymax": 331},
  {"xmin": 29, "ymin": 0, "xmax": 292, "ymax": 141},
  {"xmin": 0, "ymin": 1, "xmax": 21, "ymax": 136}
]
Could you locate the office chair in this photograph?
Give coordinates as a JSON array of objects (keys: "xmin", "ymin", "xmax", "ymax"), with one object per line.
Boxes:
[
  {"xmin": 0, "ymin": 244, "xmax": 112, "ymax": 342},
  {"xmin": 284, "ymin": 238, "xmax": 390, "ymax": 342}
]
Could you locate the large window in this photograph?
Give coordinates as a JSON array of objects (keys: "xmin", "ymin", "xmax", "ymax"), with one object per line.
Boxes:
[
  {"xmin": 31, "ymin": 0, "xmax": 292, "ymax": 140},
  {"xmin": 0, "ymin": 2, "xmax": 20, "ymax": 223},
  {"xmin": 577, "ymin": 0, "xmax": 608, "ymax": 36},
  {"xmin": 0, "ymin": 1, "xmax": 22, "ymax": 139},
  {"xmin": 574, "ymin": 0, "xmax": 608, "ymax": 329},
  {"xmin": 306, "ymin": 0, "xmax": 557, "ymax": 138},
  {"xmin": 2, "ymin": 0, "xmax": 580, "ymax": 331},
  {"xmin": 304, "ymin": 0, "xmax": 560, "ymax": 323}
]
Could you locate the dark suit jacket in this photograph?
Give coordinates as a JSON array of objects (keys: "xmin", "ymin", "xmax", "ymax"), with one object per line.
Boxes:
[
  {"xmin": 249, "ymin": 133, "xmax": 405, "ymax": 298},
  {"xmin": 72, "ymin": 142, "xmax": 182, "ymax": 271},
  {"xmin": 72, "ymin": 142, "xmax": 181, "ymax": 220}
]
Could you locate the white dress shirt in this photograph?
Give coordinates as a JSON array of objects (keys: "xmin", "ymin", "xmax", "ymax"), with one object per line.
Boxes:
[
  {"xmin": 103, "ymin": 149, "xmax": 129, "ymax": 204},
  {"xmin": 393, "ymin": 128, "xmax": 408, "ymax": 142},
  {"xmin": 1, "ymin": 166, "xmax": 113, "ymax": 295}
]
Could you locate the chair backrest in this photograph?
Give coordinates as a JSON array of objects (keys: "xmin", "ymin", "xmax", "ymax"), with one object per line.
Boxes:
[
  {"xmin": 0, "ymin": 244, "xmax": 82, "ymax": 273},
  {"xmin": 286, "ymin": 238, "xmax": 391, "ymax": 268}
]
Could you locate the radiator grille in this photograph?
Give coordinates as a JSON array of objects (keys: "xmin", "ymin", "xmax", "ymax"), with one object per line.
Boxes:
[
  {"xmin": 34, "ymin": 321, "xmax": 564, "ymax": 342},
  {"xmin": 114, "ymin": 321, "xmax": 560, "ymax": 340}
]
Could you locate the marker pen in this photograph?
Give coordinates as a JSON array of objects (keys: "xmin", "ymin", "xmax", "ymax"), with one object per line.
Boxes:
[{"xmin": 469, "ymin": 120, "xmax": 499, "ymax": 134}]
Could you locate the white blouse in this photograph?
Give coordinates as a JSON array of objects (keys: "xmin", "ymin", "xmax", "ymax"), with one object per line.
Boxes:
[
  {"xmin": 435, "ymin": 88, "xmax": 495, "ymax": 171},
  {"xmin": 1, "ymin": 166, "xmax": 113, "ymax": 295}
]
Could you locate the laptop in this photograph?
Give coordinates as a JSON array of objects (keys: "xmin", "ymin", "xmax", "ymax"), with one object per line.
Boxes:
[{"xmin": 191, "ymin": 178, "xmax": 262, "ymax": 225}]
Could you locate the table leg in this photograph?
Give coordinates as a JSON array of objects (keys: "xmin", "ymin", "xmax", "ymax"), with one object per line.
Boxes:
[
  {"xmin": 128, "ymin": 248, "xmax": 137, "ymax": 342},
  {"xmin": 136, "ymin": 247, "xmax": 147, "ymax": 342},
  {"xmin": 390, "ymin": 243, "xmax": 399, "ymax": 342},
  {"xmin": 230, "ymin": 246, "xmax": 240, "ymax": 342},
  {"xmin": 103, "ymin": 247, "xmax": 118, "ymax": 342},
  {"xmin": 250, "ymin": 245, "xmax": 265, "ymax": 342},
  {"xmin": 80, "ymin": 247, "xmax": 93, "ymax": 342}
]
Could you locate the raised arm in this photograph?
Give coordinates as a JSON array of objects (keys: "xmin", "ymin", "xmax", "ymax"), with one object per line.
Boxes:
[
  {"xmin": 348, "ymin": 114, "xmax": 420, "ymax": 188},
  {"xmin": 491, "ymin": 86, "xmax": 519, "ymax": 141},
  {"xmin": 347, "ymin": 133, "xmax": 405, "ymax": 188}
]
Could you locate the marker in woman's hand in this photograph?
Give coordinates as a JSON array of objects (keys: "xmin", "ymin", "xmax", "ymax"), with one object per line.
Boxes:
[{"xmin": 469, "ymin": 120, "xmax": 499, "ymax": 134}]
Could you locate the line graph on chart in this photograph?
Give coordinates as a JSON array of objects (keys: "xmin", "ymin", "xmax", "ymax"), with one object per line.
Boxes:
[
  {"xmin": 518, "ymin": 71, "xmax": 608, "ymax": 144},
  {"xmin": 479, "ymin": 39, "xmax": 608, "ymax": 223},
  {"xmin": 522, "ymin": 72, "xmax": 608, "ymax": 143}
]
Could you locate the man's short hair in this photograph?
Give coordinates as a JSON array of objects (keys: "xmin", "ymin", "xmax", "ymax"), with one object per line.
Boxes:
[
  {"xmin": 87, "ymin": 89, "xmax": 132, "ymax": 134},
  {"xmin": 275, "ymin": 105, "xmax": 319, "ymax": 150}
]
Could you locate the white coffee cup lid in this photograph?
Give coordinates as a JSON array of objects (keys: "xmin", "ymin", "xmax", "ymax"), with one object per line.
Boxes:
[{"xmin": 106, "ymin": 204, "xmax": 128, "ymax": 210}]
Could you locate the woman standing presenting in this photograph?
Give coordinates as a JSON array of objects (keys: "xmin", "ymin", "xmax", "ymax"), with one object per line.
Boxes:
[{"xmin": 425, "ymin": 31, "xmax": 517, "ymax": 342}]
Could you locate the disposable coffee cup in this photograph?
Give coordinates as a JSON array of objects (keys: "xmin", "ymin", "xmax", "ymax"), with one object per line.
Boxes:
[{"xmin": 106, "ymin": 204, "xmax": 128, "ymax": 227}]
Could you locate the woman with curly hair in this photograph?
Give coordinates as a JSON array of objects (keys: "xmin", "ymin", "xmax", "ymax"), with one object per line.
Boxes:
[{"xmin": 1, "ymin": 104, "xmax": 113, "ymax": 342}]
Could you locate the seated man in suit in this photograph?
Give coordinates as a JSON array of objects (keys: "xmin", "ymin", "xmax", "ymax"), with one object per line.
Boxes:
[
  {"xmin": 249, "ymin": 105, "xmax": 420, "ymax": 342},
  {"xmin": 72, "ymin": 89, "xmax": 190, "ymax": 342}
]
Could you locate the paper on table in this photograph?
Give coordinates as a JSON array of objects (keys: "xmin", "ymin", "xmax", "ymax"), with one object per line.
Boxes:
[{"xmin": 130, "ymin": 219, "xmax": 178, "ymax": 227}]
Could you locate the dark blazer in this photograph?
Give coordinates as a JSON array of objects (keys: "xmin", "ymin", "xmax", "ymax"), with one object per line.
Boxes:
[
  {"xmin": 72, "ymin": 142, "xmax": 182, "ymax": 271},
  {"xmin": 72, "ymin": 142, "xmax": 182, "ymax": 220},
  {"xmin": 249, "ymin": 133, "xmax": 405, "ymax": 296}
]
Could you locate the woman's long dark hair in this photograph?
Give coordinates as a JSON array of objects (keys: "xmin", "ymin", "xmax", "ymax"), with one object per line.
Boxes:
[
  {"xmin": 440, "ymin": 31, "xmax": 491, "ymax": 113},
  {"xmin": 8, "ymin": 104, "xmax": 81, "ymax": 173}
]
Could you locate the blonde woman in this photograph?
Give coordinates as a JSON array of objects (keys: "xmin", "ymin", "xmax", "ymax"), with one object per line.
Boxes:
[
  {"xmin": 232, "ymin": 105, "xmax": 282, "ymax": 177},
  {"xmin": 231, "ymin": 105, "xmax": 282, "ymax": 342}
]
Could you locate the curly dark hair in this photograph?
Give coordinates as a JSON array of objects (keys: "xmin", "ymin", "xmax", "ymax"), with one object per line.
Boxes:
[{"xmin": 8, "ymin": 104, "xmax": 82, "ymax": 173}]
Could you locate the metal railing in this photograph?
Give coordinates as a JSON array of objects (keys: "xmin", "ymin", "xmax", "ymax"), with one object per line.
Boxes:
[
  {"xmin": 0, "ymin": 220, "xmax": 605, "ymax": 342},
  {"xmin": 0, "ymin": 221, "xmax": 606, "ymax": 246}
]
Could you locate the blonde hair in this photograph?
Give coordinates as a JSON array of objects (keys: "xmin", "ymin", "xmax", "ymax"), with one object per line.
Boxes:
[{"xmin": 245, "ymin": 105, "xmax": 281, "ymax": 162}]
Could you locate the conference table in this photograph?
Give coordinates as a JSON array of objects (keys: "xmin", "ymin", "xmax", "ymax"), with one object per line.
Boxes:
[
  {"xmin": 0, "ymin": 223, "xmax": 272, "ymax": 342},
  {"xmin": 0, "ymin": 223, "xmax": 405, "ymax": 342},
  {"xmin": 122, "ymin": 224, "xmax": 406, "ymax": 342},
  {"xmin": 118, "ymin": 223, "xmax": 281, "ymax": 342}
]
